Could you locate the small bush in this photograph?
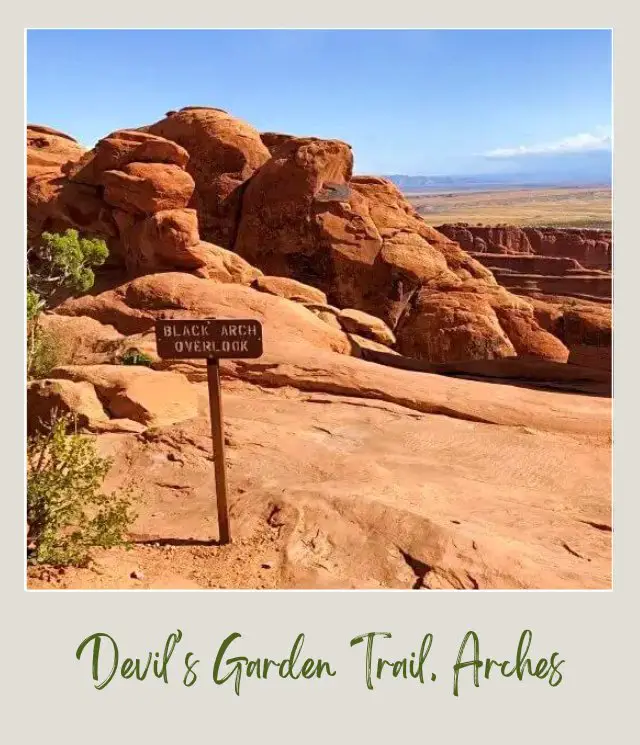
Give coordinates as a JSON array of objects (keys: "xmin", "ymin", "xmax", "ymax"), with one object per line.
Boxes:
[
  {"xmin": 27, "ymin": 413, "xmax": 136, "ymax": 567},
  {"xmin": 27, "ymin": 230, "xmax": 110, "ymax": 380},
  {"xmin": 27, "ymin": 289, "xmax": 44, "ymax": 322},
  {"xmin": 27, "ymin": 324, "xmax": 62, "ymax": 379},
  {"xmin": 119, "ymin": 347, "xmax": 154, "ymax": 367},
  {"xmin": 28, "ymin": 229, "xmax": 109, "ymax": 304}
]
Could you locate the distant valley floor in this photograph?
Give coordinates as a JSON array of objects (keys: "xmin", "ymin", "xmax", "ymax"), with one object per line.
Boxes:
[{"xmin": 408, "ymin": 186, "xmax": 612, "ymax": 229}]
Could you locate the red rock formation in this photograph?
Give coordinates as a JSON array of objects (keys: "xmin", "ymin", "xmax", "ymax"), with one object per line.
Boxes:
[
  {"xmin": 436, "ymin": 227, "xmax": 612, "ymax": 358},
  {"xmin": 395, "ymin": 285, "xmax": 569, "ymax": 363},
  {"xmin": 234, "ymin": 138, "xmax": 565, "ymax": 363},
  {"xmin": 145, "ymin": 107, "xmax": 271, "ymax": 247},
  {"xmin": 27, "ymin": 125, "xmax": 90, "ymax": 243},
  {"xmin": 492, "ymin": 271, "xmax": 611, "ymax": 303},
  {"xmin": 526, "ymin": 227, "xmax": 611, "ymax": 270},
  {"xmin": 27, "ymin": 173, "xmax": 119, "ymax": 245},
  {"xmin": 437, "ymin": 223, "xmax": 612, "ymax": 270},
  {"xmin": 27, "ymin": 126, "xmax": 261, "ymax": 284},
  {"xmin": 27, "ymin": 125, "xmax": 85, "ymax": 182},
  {"xmin": 235, "ymin": 143, "xmax": 491, "ymax": 322},
  {"xmin": 260, "ymin": 132, "xmax": 296, "ymax": 154},
  {"xmin": 54, "ymin": 272, "xmax": 352, "ymax": 356},
  {"xmin": 469, "ymin": 253, "xmax": 584, "ymax": 274},
  {"xmin": 530, "ymin": 297, "xmax": 611, "ymax": 371},
  {"xmin": 63, "ymin": 129, "xmax": 190, "ymax": 185},
  {"xmin": 25, "ymin": 115, "xmax": 608, "ymax": 370},
  {"xmin": 102, "ymin": 162, "xmax": 195, "ymax": 214}
]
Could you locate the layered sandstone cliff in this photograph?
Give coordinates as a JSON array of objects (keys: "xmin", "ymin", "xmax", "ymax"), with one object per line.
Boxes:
[{"xmin": 437, "ymin": 223, "xmax": 612, "ymax": 270}]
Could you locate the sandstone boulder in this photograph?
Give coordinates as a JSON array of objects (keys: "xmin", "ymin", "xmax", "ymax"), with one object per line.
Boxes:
[
  {"xmin": 560, "ymin": 303, "xmax": 611, "ymax": 370},
  {"xmin": 529, "ymin": 297, "xmax": 611, "ymax": 369},
  {"xmin": 234, "ymin": 137, "xmax": 357, "ymax": 291},
  {"xmin": 27, "ymin": 126, "xmax": 90, "ymax": 243},
  {"xmin": 27, "ymin": 125, "xmax": 85, "ymax": 181},
  {"xmin": 251, "ymin": 276, "xmax": 328, "ymax": 305},
  {"xmin": 145, "ymin": 107, "xmax": 271, "ymax": 247},
  {"xmin": 337, "ymin": 308, "xmax": 395, "ymax": 347},
  {"xmin": 115, "ymin": 210, "xmax": 262, "ymax": 282},
  {"xmin": 54, "ymin": 273, "xmax": 351, "ymax": 355},
  {"xmin": 27, "ymin": 122, "xmax": 266, "ymax": 282},
  {"xmin": 493, "ymin": 305, "xmax": 569, "ymax": 362},
  {"xmin": 64, "ymin": 130, "xmax": 190, "ymax": 185},
  {"xmin": 303, "ymin": 303, "xmax": 343, "ymax": 331},
  {"xmin": 102, "ymin": 162, "xmax": 195, "ymax": 214},
  {"xmin": 260, "ymin": 131, "xmax": 296, "ymax": 154},
  {"xmin": 395, "ymin": 286, "xmax": 569, "ymax": 363},
  {"xmin": 348, "ymin": 333, "xmax": 401, "ymax": 358},
  {"xmin": 233, "ymin": 138, "xmax": 566, "ymax": 364},
  {"xmin": 234, "ymin": 141, "xmax": 492, "ymax": 329},
  {"xmin": 37, "ymin": 314, "xmax": 124, "ymax": 366},
  {"xmin": 395, "ymin": 289, "xmax": 516, "ymax": 362},
  {"xmin": 119, "ymin": 208, "xmax": 201, "ymax": 274},
  {"xmin": 50, "ymin": 364, "xmax": 199, "ymax": 427},
  {"xmin": 27, "ymin": 172, "xmax": 118, "ymax": 245},
  {"xmin": 191, "ymin": 242, "xmax": 263, "ymax": 284},
  {"xmin": 27, "ymin": 378, "xmax": 108, "ymax": 434},
  {"xmin": 563, "ymin": 305, "xmax": 612, "ymax": 349}
]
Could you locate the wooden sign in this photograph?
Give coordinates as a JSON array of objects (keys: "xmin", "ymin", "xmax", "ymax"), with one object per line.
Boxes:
[
  {"xmin": 154, "ymin": 318, "xmax": 264, "ymax": 545},
  {"xmin": 155, "ymin": 318, "xmax": 263, "ymax": 359}
]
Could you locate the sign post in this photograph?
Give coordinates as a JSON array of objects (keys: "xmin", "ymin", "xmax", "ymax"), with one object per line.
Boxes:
[
  {"xmin": 155, "ymin": 318, "xmax": 264, "ymax": 545},
  {"xmin": 206, "ymin": 358, "xmax": 230, "ymax": 544}
]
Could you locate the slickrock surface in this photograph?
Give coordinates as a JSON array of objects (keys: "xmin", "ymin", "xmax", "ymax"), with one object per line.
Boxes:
[{"xmin": 28, "ymin": 368, "xmax": 611, "ymax": 590}]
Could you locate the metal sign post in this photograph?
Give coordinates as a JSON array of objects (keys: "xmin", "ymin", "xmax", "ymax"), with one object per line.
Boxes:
[{"xmin": 155, "ymin": 318, "xmax": 264, "ymax": 545}]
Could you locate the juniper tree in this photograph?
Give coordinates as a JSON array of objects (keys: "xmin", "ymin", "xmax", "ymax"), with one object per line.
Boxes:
[{"xmin": 27, "ymin": 229, "xmax": 108, "ymax": 378}]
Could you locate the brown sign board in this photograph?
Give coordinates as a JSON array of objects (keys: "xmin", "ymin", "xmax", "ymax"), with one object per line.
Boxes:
[{"xmin": 155, "ymin": 318, "xmax": 263, "ymax": 360}]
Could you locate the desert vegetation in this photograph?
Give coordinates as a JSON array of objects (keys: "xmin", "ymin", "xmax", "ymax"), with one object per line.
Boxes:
[
  {"xmin": 27, "ymin": 413, "xmax": 136, "ymax": 567},
  {"xmin": 26, "ymin": 230, "xmax": 136, "ymax": 568},
  {"xmin": 27, "ymin": 229, "xmax": 108, "ymax": 379}
]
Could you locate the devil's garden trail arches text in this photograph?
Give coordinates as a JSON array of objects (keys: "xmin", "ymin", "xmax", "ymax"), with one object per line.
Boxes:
[{"xmin": 74, "ymin": 629, "xmax": 565, "ymax": 696}]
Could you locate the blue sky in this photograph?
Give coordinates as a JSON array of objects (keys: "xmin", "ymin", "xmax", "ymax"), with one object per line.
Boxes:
[{"xmin": 27, "ymin": 29, "xmax": 612, "ymax": 176}]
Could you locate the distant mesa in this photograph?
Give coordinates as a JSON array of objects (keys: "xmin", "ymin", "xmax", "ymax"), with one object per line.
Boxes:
[{"xmin": 386, "ymin": 169, "xmax": 612, "ymax": 192}]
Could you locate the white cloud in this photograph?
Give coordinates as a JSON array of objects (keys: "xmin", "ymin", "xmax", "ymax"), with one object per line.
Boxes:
[{"xmin": 484, "ymin": 131, "xmax": 612, "ymax": 159}]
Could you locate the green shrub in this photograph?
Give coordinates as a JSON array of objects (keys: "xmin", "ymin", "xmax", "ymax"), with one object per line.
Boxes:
[
  {"xmin": 26, "ymin": 230, "xmax": 109, "ymax": 380},
  {"xmin": 27, "ymin": 229, "xmax": 109, "ymax": 305},
  {"xmin": 119, "ymin": 347, "xmax": 154, "ymax": 367},
  {"xmin": 27, "ymin": 324, "xmax": 61, "ymax": 379},
  {"xmin": 27, "ymin": 413, "xmax": 136, "ymax": 567},
  {"xmin": 27, "ymin": 289, "xmax": 44, "ymax": 322}
]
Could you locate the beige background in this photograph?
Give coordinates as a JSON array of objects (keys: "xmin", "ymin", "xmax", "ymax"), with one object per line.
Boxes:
[{"xmin": 5, "ymin": 6, "xmax": 635, "ymax": 743}]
